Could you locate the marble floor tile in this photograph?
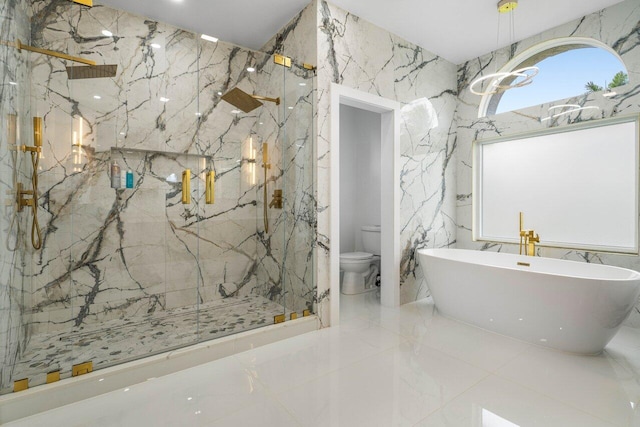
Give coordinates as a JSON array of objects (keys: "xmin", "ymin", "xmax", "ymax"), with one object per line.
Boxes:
[
  {"xmin": 496, "ymin": 344, "xmax": 640, "ymax": 425},
  {"xmin": 416, "ymin": 375, "xmax": 616, "ymax": 426},
  {"xmin": 6, "ymin": 291, "xmax": 640, "ymax": 427}
]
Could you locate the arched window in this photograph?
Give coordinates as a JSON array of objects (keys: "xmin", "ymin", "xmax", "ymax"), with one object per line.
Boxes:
[{"xmin": 479, "ymin": 37, "xmax": 628, "ymax": 117}]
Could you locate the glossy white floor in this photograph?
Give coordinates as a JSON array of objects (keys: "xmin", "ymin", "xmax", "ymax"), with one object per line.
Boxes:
[{"xmin": 8, "ymin": 290, "xmax": 640, "ymax": 426}]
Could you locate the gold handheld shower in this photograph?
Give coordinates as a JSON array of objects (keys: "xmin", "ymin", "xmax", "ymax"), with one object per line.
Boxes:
[
  {"xmin": 16, "ymin": 118, "xmax": 43, "ymax": 250},
  {"xmin": 221, "ymin": 87, "xmax": 280, "ymax": 113}
]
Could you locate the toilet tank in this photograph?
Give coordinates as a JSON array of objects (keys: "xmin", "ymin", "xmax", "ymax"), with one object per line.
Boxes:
[{"xmin": 361, "ymin": 225, "xmax": 381, "ymax": 256}]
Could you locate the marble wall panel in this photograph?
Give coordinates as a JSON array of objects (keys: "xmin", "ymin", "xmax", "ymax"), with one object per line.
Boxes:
[
  {"xmin": 314, "ymin": 0, "xmax": 458, "ymax": 318},
  {"xmin": 455, "ymin": 0, "xmax": 640, "ymax": 326}
]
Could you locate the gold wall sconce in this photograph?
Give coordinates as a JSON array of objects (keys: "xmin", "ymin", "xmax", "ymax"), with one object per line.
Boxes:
[
  {"xmin": 182, "ymin": 169, "xmax": 191, "ymax": 204},
  {"xmin": 205, "ymin": 170, "xmax": 215, "ymax": 204}
]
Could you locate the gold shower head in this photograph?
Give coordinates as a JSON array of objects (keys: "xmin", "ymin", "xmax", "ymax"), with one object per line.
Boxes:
[
  {"xmin": 220, "ymin": 87, "xmax": 280, "ymax": 113},
  {"xmin": 66, "ymin": 65, "xmax": 117, "ymax": 79}
]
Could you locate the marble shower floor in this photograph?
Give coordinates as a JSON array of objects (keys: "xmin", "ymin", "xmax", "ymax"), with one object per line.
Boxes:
[{"xmin": 5, "ymin": 295, "xmax": 288, "ymax": 394}]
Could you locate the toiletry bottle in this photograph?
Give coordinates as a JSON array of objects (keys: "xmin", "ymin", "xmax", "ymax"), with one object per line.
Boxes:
[
  {"xmin": 126, "ymin": 169, "xmax": 134, "ymax": 188},
  {"xmin": 110, "ymin": 161, "xmax": 121, "ymax": 189}
]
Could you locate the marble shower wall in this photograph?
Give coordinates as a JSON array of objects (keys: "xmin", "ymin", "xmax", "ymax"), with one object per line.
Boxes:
[
  {"xmin": 456, "ymin": 0, "xmax": 640, "ymax": 326},
  {"xmin": 314, "ymin": 0, "xmax": 458, "ymax": 317},
  {"xmin": 0, "ymin": 0, "xmax": 32, "ymax": 393},
  {"xmin": 25, "ymin": 0, "xmax": 274, "ymax": 336}
]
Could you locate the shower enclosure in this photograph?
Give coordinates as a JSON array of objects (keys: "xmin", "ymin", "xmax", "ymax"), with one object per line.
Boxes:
[{"xmin": 0, "ymin": 0, "xmax": 315, "ymax": 394}]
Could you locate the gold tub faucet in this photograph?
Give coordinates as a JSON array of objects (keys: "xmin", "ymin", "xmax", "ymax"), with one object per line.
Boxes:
[{"xmin": 519, "ymin": 212, "xmax": 540, "ymax": 256}]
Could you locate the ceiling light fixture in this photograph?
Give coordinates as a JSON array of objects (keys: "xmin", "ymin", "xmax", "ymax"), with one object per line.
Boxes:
[
  {"xmin": 93, "ymin": 95, "xmax": 101, "ymax": 99},
  {"xmin": 246, "ymin": 67, "xmax": 255, "ymax": 73},
  {"xmin": 101, "ymin": 30, "xmax": 113, "ymax": 37},
  {"xmin": 200, "ymin": 34, "xmax": 218, "ymax": 43},
  {"xmin": 159, "ymin": 97, "xmax": 170, "ymax": 102},
  {"xmin": 469, "ymin": 0, "xmax": 539, "ymax": 96},
  {"xmin": 150, "ymin": 43, "xmax": 161, "ymax": 49},
  {"xmin": 540, "ymin": 104, "xmax": 600, "ymax": 122}
]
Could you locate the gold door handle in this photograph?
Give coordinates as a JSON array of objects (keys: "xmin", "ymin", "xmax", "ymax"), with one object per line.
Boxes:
[
  {"xmin": 205, "ymin": 171, "xmax": 215, "ymax": 204},
  {"xmin": 182, "ymin": 169, "xmax": 191, "ymax": 204}
]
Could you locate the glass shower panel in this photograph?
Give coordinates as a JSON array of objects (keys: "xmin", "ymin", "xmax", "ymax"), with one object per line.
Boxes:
[
  {"xmin": 196, "ymin": 46, "xmax": 287, "ymax": 340},
  {"xmin": 249, "ymin": 54, "xmax": 290, "ymax": 325},
  {"xmin": 281, "ymin": 65, "xmax": 316, "ymax": 317},
  {"xmin": 64, "ymin": 15, "xmax": 201, "ymax": 368},
  {"xmin": 0, "ymin": 0, "xmax": 38, "ymax": 394}
]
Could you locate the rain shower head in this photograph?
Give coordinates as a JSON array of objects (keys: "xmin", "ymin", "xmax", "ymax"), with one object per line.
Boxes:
[
  {"xmin": 220, "ymin": 87, "xmax": 280, "ymax": 113},
  {"xmin": 66, "ymin": 65, "xmax": 117, "ymax": 79}
]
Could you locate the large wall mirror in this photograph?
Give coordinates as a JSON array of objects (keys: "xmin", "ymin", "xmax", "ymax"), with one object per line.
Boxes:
[{"xmin": 473, "ymin": 115, "xmax": 639, "ymax": 254}]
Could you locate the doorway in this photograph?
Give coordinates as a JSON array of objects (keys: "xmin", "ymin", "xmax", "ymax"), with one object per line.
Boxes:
[{"xmin": 330, "ymin": 84, "xmax": 401, "ymax": 325}]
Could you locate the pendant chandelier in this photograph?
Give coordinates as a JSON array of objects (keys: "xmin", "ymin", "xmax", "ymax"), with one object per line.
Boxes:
[{"xmin": 469, "ymin": 0, "xmax": 539, "ymax": 96}]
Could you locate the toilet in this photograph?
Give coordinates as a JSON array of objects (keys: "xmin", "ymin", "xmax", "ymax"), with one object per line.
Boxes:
[{"xmin": 340, "ymin": 225, "xmax": 381, "ymax": 295}]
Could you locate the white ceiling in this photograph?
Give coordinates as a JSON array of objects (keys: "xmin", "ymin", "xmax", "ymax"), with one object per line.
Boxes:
[{"xmin": 97, "ymin": 0, "xmax": 625, "ymax": 64}]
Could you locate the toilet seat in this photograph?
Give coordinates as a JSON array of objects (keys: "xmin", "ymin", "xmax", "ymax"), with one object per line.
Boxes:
[{"xmin": 340, "ymin": 251, "xmax": 373, "ymax": 261}]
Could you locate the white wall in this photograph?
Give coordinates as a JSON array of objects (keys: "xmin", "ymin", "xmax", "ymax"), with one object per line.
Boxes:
[{"xmin": 339, "ymin": 105, "xmax": 382, "ymax": 253}]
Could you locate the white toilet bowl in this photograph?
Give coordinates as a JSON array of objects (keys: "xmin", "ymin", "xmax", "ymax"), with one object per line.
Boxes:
[{"xmin": 340, "ymin": 252, "xmax": 378, "ymax": 295}]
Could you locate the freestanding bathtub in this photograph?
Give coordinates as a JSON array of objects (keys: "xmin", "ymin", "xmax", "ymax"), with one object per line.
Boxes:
[{"xmin": 417, "ymin": 248, "xmax": 640, "ymax": 354}]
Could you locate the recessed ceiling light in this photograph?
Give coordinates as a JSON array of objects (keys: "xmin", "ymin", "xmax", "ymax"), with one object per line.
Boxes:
[
  {"xmin": 200, "ymin": 34, "xmax": 218, "ymax": 43},
  {"xmin": 150, "ymin": 43, "xmax": 161, "ymax": 49},
  {"xmin": 231, "ymin": 109, "xmax": 241, "ymax": 114},
  {"xmin": 246, "ymin": 67, "xmax": 255, "ymax": 73},
  {"xmin": 159, "ymin": 97, "xmax": 170, "ymax": 102},
  {"xmin": 123, "ymin": 388, "xmax": 130, "ymax": 392},
  {"xmin": 259, "ymin": 122, "xmax": 263, "ymax": 125},
  {"xmin": 288, "ymin": 106, "xmax": 293, "ymax": 110},
  {"xmin": 119, "ymin": 132, "xmax": 125, "ymax": 135},
  {"xmin": 9, "ymin": 81, "xmax": 17, "ymax": 85},
  {"xmin": 101, "ymin": 30, "xmax": 113, "ymax": 37},
  {"xmin": 217, "ymin": 91, "xmax": 223, "ymax": 96},
  {"xmin": 298, "ymin": 82, "xmax": 306, "ymax": 86},
  {"xmin": 195, "ymin": 112, "xmax": 202, "ymax": 116},
  {"xmin": 93, "ymin": 95, "xmax": 102, "ymax": 99}
]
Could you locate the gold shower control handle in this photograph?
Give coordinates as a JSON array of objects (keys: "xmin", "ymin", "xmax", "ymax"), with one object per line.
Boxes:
[
  {"xmin": 205, "ymin": 171, "xmax": 215, "ymax": 204},
  {"xmin": 182, "ymin": 169, "xmax": 191, "ymax": 204}
]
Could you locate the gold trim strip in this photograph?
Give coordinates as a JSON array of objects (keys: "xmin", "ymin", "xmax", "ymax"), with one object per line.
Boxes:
[
  {"xmin": 72, "ymin": 361, "xmax": 93, "ymax": 377},
  {"xmin": 46, "ymin": 371, "xmax": 61, "ymax": 383},
  {"xmin": 290, "ymin": 312, "xmax": 298, "ymax": 320},
  {"xmin": 302, "ymin": 309, "xmax": 311, "ymax": 317},
  {"xmin": 13, "ymin": 379, "xmax": 28, "ymax": 392},
  {"xmin": 303, "ymin": 63, "xmax": 316, "ymax": 70},
  {"xmin": 274, "ymin": 54, "xmax": 291, "ymax": 68},
  {"xmin": 274, "ymin": 314, "xmax": 286, "ymax": 324},
  {"xmin": 517, "ymin": 262, "xmax": 530, "ymax": 267},
  {"xmin": 69, "ymin": 0, "xmax": 93, "ymax": 6}
]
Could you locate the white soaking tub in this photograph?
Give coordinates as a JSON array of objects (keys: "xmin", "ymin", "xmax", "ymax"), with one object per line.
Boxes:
[{"xmin": 417, "ymin": 248, "xmax": 640, "ymax": 354}]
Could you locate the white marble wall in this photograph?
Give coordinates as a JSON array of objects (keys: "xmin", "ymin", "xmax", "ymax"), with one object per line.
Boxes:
[
  {"xmin": 314, "ymin": 0, "xmax": 458, "ymax": 320},
  {"xmin": 456, "ymin": 0, "xmax": 640, "ymax": 326},
  {"xmin": 0, "ymin": 0, "xmax": 33, "ymax": 395}
]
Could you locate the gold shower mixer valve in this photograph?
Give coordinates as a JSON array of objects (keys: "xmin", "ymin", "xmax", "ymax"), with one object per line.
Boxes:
[
  {"xmin": 16, "ymin": 182, "xmax": 36, "ymax": 212},
  {"xmin": 9, "ymin": 144, "xmax": 41, "ymax": 153}
]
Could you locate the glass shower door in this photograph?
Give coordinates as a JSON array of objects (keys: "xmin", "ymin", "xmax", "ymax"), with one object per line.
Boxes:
[{"xmin": 281, "ymin": 63, "xmax": 316, "ymax": 317}]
